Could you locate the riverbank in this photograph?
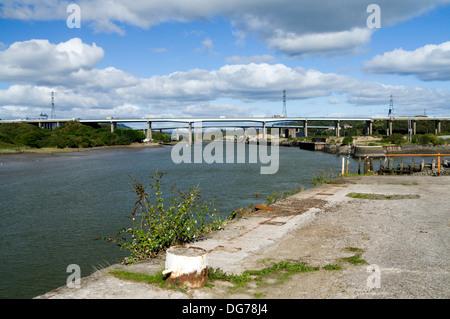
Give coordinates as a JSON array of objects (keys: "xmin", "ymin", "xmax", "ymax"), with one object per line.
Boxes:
[
  {"xmin": 0, "ymin": 141, "xmax": 163, "ymax": 154},
  {"xmin": 36, "ymin": 174, "xmax": 449, "ymax": 299},
  {"xmin": 284, "ymin": 139, "xmax": 450, "ymax": 157}
]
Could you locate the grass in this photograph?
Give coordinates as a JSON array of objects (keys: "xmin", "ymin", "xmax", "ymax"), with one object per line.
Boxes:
[
  {"xmin": 108, "ymin": 253, "xmax": 369, "ymax": 298},
  {"xmin": 109, "ymin": 269, "xmax": 168, "ymax": 288},
  {"xmin": 340, "ymin": 247, "xmax": 367, "ymax": 265},
  {"xmin": 264, "ymin": 185, "xmax": 304, "ymax": 206},
  {"xmin": 323, "ymin": 264, "xmax": 342, "ymax": 270},
  {"xmin": 346, "ymin": 192, "xmax": 420, "ymax": 200},
  {"xmin": 208, "ymin": 260, "xmax": 320, "ymax": 290},
  {"xmin": 341, "ymin": 255, "xmax": 367, "ymax": 265}
]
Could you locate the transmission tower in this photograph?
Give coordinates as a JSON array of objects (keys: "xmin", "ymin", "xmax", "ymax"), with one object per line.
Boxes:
[
  {"xmin": 388, "ymin": 94, "xmax": 394, "ymax": 118},
  {"xmin": 51, "ymin": 91, "xmax": 56, "ymax": 119},
  {"xmin": 282, "ymin": 90, "xmax": 287, "ymax": 117}
]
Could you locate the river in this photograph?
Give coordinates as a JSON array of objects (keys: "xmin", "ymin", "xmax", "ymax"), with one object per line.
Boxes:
[{"xmin": 0, "ymin": 144, "xmax": 358, "ymax": 298}]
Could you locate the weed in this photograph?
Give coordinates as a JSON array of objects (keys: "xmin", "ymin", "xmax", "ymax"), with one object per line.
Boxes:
[
  {"xmin": 109, "ymin": 269, "xmax": 168, "ymax": 288},
  {"xmin": 341, "ymin": 255, "xmax": 367, "ymax": 265},
  {"xmin": 97, "ymin": 173, "xmax": 226, "ymax": 263},
  {"xmin": 265, "ymin": 185, "xmax": 304, "ymax": 206},
  {"xmin": 208, "ymin": 260, "xmax": 319, "ymax": 291},
  {"xmin": 346, "ymin": 193, "xmax": 420, "ymax": 200},
  {"xmin": 323, "ymin": 264, "xmax": 342, "ymax": 270}
]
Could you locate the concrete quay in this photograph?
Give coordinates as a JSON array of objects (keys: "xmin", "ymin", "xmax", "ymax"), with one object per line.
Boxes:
[{"xmin": 36, "ymin": 175, "xmax": 449, "ymax": 299}]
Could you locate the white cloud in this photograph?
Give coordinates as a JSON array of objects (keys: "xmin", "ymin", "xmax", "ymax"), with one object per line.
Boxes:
[
  {"xmin": 196, "ymin": 37, "xmax": 218, "ymax": 55},
  {"xmin": 0, "ymin": 38, "xmax": 104, "ymax": 84},
  {"xmin": 267, "ymin": 28, "xmax": 373, "ymax": 57},
  {"xmin": 2, "ymin": 1, "xmax": 450, "ymax": 57},
  {"xmin": 1, "ymin": 39, "xmax": 449, "ymax": 119},
  {"xmin": 362, "ymin": 42, "xmax": 450, "ymax": 81}
]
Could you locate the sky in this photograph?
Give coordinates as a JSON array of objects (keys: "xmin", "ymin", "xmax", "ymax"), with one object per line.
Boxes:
[{"xmin": 0, "ymin": 0, "xmax": 449, "ymax": 121}]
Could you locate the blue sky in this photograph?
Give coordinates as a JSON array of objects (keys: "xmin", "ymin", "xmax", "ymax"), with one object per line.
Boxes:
[{"xmin": 0, "ymin": 0, "xmax": 449, "ymax": 120}]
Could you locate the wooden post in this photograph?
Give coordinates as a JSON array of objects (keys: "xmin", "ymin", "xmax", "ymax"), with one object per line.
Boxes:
[
  {"xmin": 400, "ymin": 159, "xmax": 404, "ymax": 173},
  {"xmin": 358, "ymin": 157, "xmax": 361, "ymax": 174},
  {"xmin": 421, "ymin": 159, "xmax": 424, "ymax": 172},
  {"xmin": 379, "ymin": 158, "xmax": 383, "ymax": 173},
  {"xmin": 370, "ymin": 158, "xmax": 373, "ymax": 171},
  {"xmin": 411, "ymin": 158, "xmax": 415, "ymax": 173},
  {"xmin": 341, "ymin": 157, "xmax": 345, "ymax": 176}
]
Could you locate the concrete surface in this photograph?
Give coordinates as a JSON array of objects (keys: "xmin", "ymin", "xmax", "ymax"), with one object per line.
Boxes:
[{"xmin": 36, "ymin": 175, "xmax": 449, "ymax": 299}]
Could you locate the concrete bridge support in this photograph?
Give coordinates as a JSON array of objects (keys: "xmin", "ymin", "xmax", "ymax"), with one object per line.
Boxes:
[
  {"xmin": 412, "ymin": 120, "xmax": 417, "ymax": 135},
  {"xmin": 110, "ymin": 121, "xmax": 117, "ymax": 133},
  {"xmin": 146, "ymin": 121, "xmax": 152, "ymax": 141},
  {"xmin": 386, "ymin": 119, "xmax": 393, "ymax": 136},
  {"xmin": 188, "ymin": 122, "xmax": 193, "ymax": 146},
  {"xmin": 435, "ymin": 120, "xmax": 441, "ymax": 135},
  {"xmin": 304, "ymin": 120, "xmax": 308, "ymax": 137},
  {"xmin": 365, "ymin": 120, "xmax": 373, "ymax": 136},
  {"xmin": 334, "ymin": 120, "xmax": 340, "ymax": 137}
]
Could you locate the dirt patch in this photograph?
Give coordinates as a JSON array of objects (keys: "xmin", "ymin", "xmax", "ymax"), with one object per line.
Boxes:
[{"xmin": 255, "ymin": 198, "xmax": 327, "ymax": 217}]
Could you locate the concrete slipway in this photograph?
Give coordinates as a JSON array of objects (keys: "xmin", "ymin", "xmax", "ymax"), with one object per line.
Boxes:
[{"xmin": 36, "ymin": 175, "xmax": 449, "ymax": 299}]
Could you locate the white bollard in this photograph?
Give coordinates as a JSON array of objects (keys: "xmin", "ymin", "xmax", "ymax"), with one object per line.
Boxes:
[{"xmin": 162, "ymin": 246, "xmax": 208, "ymax": 288}]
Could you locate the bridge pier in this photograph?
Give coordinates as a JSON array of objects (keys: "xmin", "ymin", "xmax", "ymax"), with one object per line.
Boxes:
[
  {"xmin": 412, "ymin": 120, "xmax": 416, "ymax": 135},
  {"xmin": 334, "ymin": 120, "xmax": 340, "ymax": 137},
  {"xmin": 147, "ymin": 121, "xmax": 153, "ymax": 141},
  {"xmin": 365, "ymin": 120, "xmax": 373, "ymax": 136},
  {"xmin": 386, "ymin": 119, "xmax": 393, "ymax": 136},
  {"xmin": 110, "ymin": 121, "xmax": 116, "ymax": 133},
  {"xmin": 304, "ymin": 120, "xmax": 308, "ymax": 137},
  {"xmin": 188, "ymin": 122, "xmax": 193, "ymax": 146},
  {"xmin": 435, "ymin": 120, "xmax": 441, "ymax": 135}
]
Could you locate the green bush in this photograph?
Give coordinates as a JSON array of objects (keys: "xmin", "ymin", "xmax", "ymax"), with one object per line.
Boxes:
[
  {"xmin": 416, "ymin": 134, "xmax": 445, "ymax": 145},
  {"xmin": 151, "ymin": 131, "xmax": 171, "ymax": 143},
  {"xmin": 342, "ymin": 135, "xmax": 353, "ymax": 145},
  {"xmin": 114, "ymin": 128, "xmax": 146, "ymax": 143},
  {"xmin": 98, "ymin": 173, "xmax": 225, "ymax": 263},
  {"xmin": 14, "ymin": 130, "xmax": 50, "ymax": 148},
  {"xmin": 381, "ymin": 133, "xmax": 405, "ymax": 145}
]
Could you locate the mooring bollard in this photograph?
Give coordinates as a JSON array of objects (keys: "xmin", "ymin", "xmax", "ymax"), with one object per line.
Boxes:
[{"xmin": 162, "ymin": 246, "xmax": 208, "ymax": 288}]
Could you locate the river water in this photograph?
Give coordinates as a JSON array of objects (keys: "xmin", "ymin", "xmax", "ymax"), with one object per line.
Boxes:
[{"xmin": 0, "ymin": 144, "xmax": 358, "ymax": 298}]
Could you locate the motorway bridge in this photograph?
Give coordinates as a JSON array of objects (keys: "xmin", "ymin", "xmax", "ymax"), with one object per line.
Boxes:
[{"xmin": 1, "ymin": 116, "xmax": 448, "ymax": 142}]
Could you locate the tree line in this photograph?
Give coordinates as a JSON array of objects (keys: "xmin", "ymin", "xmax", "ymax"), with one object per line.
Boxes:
[{"xmin": 0, "ymin": 121, "xmax": 170, "ymax": 149}]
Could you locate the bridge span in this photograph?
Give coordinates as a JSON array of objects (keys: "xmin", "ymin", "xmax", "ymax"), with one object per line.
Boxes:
[{"xmin": 1, "ymin": 116, "xmax": 448, "ymax": 142}]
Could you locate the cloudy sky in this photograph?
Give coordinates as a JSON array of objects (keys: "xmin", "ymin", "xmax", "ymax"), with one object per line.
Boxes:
[{"xmin": 0, "ymin": 0, "xmax": 449, "ymax": 121}]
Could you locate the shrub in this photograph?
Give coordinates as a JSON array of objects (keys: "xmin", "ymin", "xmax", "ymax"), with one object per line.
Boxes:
[
  {"xmin": 342, "ymin": 135, "xmax": 353, "ymax": 145},
  {"xmin": 417, "ymin": 134, "xmax": 445, "ymax": 146},
  {"xmin": 382, "ymin": 133, "xmax": 405, "ymax": 145},
  {"xmin": 98, "ymin": 173, "xmax": 225, "ymax": 263},
  {"xmin": 14, "ymin": 130, "xmax": 50, "ymax": 148},
  {"xmin": 151, "ymin": 131, "xmax": 171, "ymax": 143},
  {"xmin": 114, "ymin": 128, "xmax": 146, "ymax": 143}
]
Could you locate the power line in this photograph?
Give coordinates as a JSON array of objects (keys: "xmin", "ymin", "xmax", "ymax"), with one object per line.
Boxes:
[
  {"xmin": 388, "ymin": 94, "xmax": 394, "ymax": 118},
  {"xmin": 51, "ymin": 91, "xmax": 55, "ymax": 119}
]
